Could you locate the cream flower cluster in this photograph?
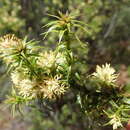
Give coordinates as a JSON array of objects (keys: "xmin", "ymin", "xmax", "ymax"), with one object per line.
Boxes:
[
  {"xmin": 92, "ymin": 63, "xmax": 118, "ymax": 86},
  {"xmin": 11, "ymin": 71, "xmax": 67, "ymax": 100},
  {"xmin": 0, "ymin": 34, "xmax": 25, "ymax": 64},
  {"xmin": 39, "ymin": 75, "xmax": 67, "ymax": 99},
  {"xmin": 11, "ymin": 71, "xmax": 36, "ymax": 99},
  {"xmin": 37, "ymin": 51, "xmax": 56, "ymax": 68},
  {"xmin": 0, "ymin": 34, "xmax": 24, "ymax": 54},
  {"xmin": 37, "ymin": 50, "xmax": 69, "ymax": 73},
  {"xmin": 17, "ymin": 79, "xmax": 37, "ymax": 99}
]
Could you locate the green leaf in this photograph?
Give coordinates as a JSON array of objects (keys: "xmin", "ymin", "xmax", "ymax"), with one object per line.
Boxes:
[
  {"xmin": 59, "ymin": 30, "xmax": 66, "ymax": 43},
  {"xmin": 43, "ymin": 25, "xmax": 59, "ymax": 40}
]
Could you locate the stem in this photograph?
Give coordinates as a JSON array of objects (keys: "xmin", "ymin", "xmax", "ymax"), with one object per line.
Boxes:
[{"xmin": 64, "ymin": 30, "xmax": 70, "ymax": 50}]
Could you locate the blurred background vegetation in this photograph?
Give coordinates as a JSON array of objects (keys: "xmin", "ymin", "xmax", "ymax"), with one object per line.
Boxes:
[{"xmin": 0, "ymin": 0, "xmax": 130, "ymax": 130}]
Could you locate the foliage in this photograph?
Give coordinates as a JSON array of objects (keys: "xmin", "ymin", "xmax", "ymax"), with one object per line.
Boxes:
[{"xmin": 0, "ymin": 1, "xmax": 130, "ymax": 130}]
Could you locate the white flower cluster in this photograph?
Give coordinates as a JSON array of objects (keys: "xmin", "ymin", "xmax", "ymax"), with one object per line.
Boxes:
[
  {"xmin": 11, "ymin": 71, "xmax": 37, "ymax": 99},
  {"xmin": 37, "ymin": 51, "xmax": 56, "ymax": 68},
  {"xmin": 11, "ymin": 71, "xmax": 67, "ymax": 100},
  {"xmin": 39, "ymin": 75, "xmax": 67, "ymax": 99},
  {"xmin": 92, "ymin": 63, "xmax": 118, "ymax": 86},
  {"xmin": 0, "ymin": 34, "xmax": 24, "ymax": 54}
]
